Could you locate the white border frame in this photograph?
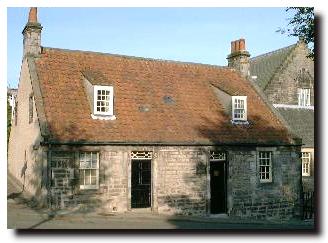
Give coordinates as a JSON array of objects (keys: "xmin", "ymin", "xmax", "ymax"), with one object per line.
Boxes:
[
  {"xmin": 232, "ymin": 96, "xmax": 247, "ymax": 122},
  {"xmin": 93, "ymin": 85, "xmax": 114, "ymax": 116},
  {"xmin": 79, "ymin": 152, "xmax": 100, "ymax": 190},
  {"xmin": 301, "ymin": 152, "xmax": 311, "ymax": 177},
  {"xmin": 258, "ymin": 151, "xmax": 273, "ymax": 183}
]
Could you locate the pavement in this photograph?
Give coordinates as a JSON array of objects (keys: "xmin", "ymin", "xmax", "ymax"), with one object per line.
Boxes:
[{"xmin": 7, "ymin": 175, "xmax": 315, "ymax": 231}]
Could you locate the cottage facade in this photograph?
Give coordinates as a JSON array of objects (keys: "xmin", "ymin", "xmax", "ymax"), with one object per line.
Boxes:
[{"xmin": 8, "ymin": 8, "xmax": 303, "ymax": 219}]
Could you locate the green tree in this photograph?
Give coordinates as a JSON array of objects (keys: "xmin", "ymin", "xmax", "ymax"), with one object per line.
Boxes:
[{"xmin": 278, "ymin": 7, "xmax": 314, "ymax": 59}]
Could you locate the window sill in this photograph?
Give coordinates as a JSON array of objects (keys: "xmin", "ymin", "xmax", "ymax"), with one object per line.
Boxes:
[
  {"xmin": 80, "ymin": 185, "xmax": 99, "ymax": 190},
  {"xmin": 231, "ymin": 120, "xmax": 249, "ymax": 125},
  {"xmin": 91, "ymin": 114, "xmax": 116, "ymax": 120},
  {"xmin": 259, "ymin": 180, "xmax": 272, "ymax": 184}
]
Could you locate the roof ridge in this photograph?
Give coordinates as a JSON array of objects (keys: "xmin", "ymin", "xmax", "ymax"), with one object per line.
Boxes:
[
  {"xmin": 42, "ymin": 46, "xmax": 229, "ymax": 70},
  {"xmin": 250, "ymin": 43, "xmax": 297, "ymax": 62}
]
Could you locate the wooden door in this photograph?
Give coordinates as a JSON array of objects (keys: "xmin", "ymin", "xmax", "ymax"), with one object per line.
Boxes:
[
  {"xmin": 131, "ymin": 160, "xmax": 151, "ymax": 208},
  {"xmin": 210, "ymin": 161, "xmax": 226, "ymax": 214}
]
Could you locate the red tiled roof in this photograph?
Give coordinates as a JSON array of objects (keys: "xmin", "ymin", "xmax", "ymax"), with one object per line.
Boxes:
[{"xmin": 34, "ymin": 47, "xmax": 295, "ymax": 145}]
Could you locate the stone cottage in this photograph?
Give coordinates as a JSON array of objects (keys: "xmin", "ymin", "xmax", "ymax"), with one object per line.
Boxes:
[
  {"xmin": 246, "ymin": 41, "xmax": 314, "ymax": 192},
  {"xmin": 8, "ymin": 8, "xmax": 303, "ymax": 219}
]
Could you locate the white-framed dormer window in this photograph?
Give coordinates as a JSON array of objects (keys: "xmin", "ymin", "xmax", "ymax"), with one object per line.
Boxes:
[
  {"xmin": 298, "ymin": 88, "xmax": 311, "ymax": 106},
  {"xmin": 93, "ymin": 85, "xmax": 114, "ymax": 116},
  {"xmin": 232, "ymin": 96, "xmax": 247, "ymax": 122},
  {"xmin": 79, "ymin": 152, "xmax": 99, "ymax": 190},
  {"xmin": 258, "ymin": 151, "xmax": 273, "ymax": 183},
  {"xmin": 302, "ymin": 152, "xmax": 311, "ymax": 177}
]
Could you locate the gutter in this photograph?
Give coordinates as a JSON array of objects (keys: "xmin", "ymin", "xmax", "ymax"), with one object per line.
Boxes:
[{"xmin": 41, "ymin": 140, "xmax": 303, "ymax": 147}]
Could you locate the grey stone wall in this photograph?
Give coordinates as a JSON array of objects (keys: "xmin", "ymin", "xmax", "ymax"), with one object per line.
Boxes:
[
  {"xmin": 155, "ymin": 147, "xmax": 207, "ymax": 216},
  {"xmin": 264, "ymin": 42, "xmax": 314, "ymax": 105},
  {"xmin": 47, "ymin": 144, "xmax": 301, "ymax": 219},
  {"xmin": 227, "ymin": 147, "xmax": 301, "ymax": 220}
]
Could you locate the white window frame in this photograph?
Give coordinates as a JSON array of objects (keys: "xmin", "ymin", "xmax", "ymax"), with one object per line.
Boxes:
[
  {"xmin": 298, "ymin": 88, "xmax": 311, "ymax": 106},
  {"xmin": 79, "ymin": 152, "xmax": 99, "ymax": 190},
  {"xmin": 232, "ymin": 96, "xmax": 247, "ymax": 122},
  {"xmin": 93, "ymin": 85, "xmax": 114, "ymax": 116},
  {"xmin": 302, "ymin": 152, "xmax": 311, "ymax": 177},
  {"xmin": 258, "ymin": 151, "xmax": 273, "ymax": 183}
]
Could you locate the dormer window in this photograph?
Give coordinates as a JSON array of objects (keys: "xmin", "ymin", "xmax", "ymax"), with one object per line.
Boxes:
[
  {"xmin": 93, "ymin": 85, "xmax": 114, "ymax": 116},
  {"xmin": 232, "ymin": 96, "xmax": 247, "ymax": 122},
  {"xmin": 298, "ymin": 88, "xmax": 311, "ymax": 106}
]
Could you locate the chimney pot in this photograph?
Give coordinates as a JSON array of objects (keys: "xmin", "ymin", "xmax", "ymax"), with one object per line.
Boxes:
[
  {"xmin": 234, "ymin": 40, "xmax": 239, "ymax": 52},
  {"xmin": 231, "ymin": 41, "xmax": 235, "ymax": 53},
  {"xmin": 239, "ymin": 39, "xmax": 245, "ymax": 51},
  {"xmin": 28, "ymin": 7, "xmax": 38, "ymax": 23}
]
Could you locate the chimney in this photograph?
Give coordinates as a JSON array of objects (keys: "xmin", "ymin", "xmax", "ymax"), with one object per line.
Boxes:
[
  {"xmin": 22, "ymin": 7, "xmax": 43, "ymax": 57},
  {"xmin": 227, "ymin": 38, "xmax": 250, "ymax": 78}
]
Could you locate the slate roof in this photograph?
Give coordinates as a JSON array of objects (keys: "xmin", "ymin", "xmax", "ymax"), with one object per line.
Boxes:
[
  {"xmin": 249, "ymin": 44, "xmax": 296, "ymax": 90},
  {"xmin": 275, "ymin": 107, "xmax": 314, "ymax": 147},
  {"xmin": 33, "ymin": 47, "xmax": 296, "ymax": 145}
]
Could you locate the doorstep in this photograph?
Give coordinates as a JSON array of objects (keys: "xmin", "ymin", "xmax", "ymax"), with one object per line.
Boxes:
[
  {"xmin": 130, "ymin": 208, "xmax": 152, "ymax": 214},
  {"xmin": 209, "ymin": 213, "xmax": 228, "ymax": 219}
]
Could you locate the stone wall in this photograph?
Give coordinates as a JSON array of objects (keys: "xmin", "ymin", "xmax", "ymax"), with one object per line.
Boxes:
[
  {"xmin": 155, "ymin": 147, "xmax": 207, "ymax": 216},
  {"xmin": 8, "ymin": 58, "xmax": 47, "ymax": 206},
  {"xmin": 264, "ymin": 42, "xmax": 314, "ymax": 105},
  {"xmin": 227, "ymin": 146, "xmax": 301, "ymax": 219},
  {"xmin": 46, "ymin": 144, "xmax": 301, "ymax": 219}
]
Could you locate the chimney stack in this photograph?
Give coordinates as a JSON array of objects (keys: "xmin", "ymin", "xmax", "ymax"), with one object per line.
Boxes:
[
  {"xmin": 22, "ymin": 7, "xmax": 42, "ymax": 57},
  {"xmin": 227, "ymin": 38, "xmax": 250, "ymax": 78}
]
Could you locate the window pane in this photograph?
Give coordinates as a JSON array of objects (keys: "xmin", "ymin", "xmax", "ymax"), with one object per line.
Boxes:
[
  {"xmin": 91, "ymin": 176, "xmax": 97, "ymax": 185},
  {"xmin": 80, "ymin": 170, "xmax": 84, "ymax": 184},
  {"xmin": 92, "ymin": 152, "xmax": 97, "ymax": 162},
  {"xmin": 85, "ymin": 152, "xmax": 91, "ymax": 162},
  {"xmin": 97, "ymin": 90, "xmax": 101, "ymax": 95},
  {"xmin": 85, "ymin": 170, "xmax": 91, "ymax": 185},
  {"xmin": 91, "ymin": 169, "xmax": 96, "ymax": 177}
]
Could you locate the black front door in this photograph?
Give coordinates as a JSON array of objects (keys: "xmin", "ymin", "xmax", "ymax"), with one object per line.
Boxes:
[
  {"xmin": 210, "ymin": 161, "xmax": 226, "ymax": 214},
  {"xmin": 131, "ymin": 160, "xmax": 151, "ymax": 208}
]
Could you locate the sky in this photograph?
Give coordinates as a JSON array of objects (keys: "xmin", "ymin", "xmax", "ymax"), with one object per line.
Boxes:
[{"xmin": 7, "ymin": 7, "xmax": 299, "ymax": 88}]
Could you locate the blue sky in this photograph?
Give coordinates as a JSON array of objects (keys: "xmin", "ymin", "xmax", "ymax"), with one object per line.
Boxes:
[{"xmin": 7, "ymin": 7, "xmax": 298, "ymax": 88}]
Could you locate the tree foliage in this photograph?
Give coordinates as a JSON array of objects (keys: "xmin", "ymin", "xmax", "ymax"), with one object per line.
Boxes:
[{"xmin": 278, "ymin": 7, "xmax": 314, "ymax": 59}]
